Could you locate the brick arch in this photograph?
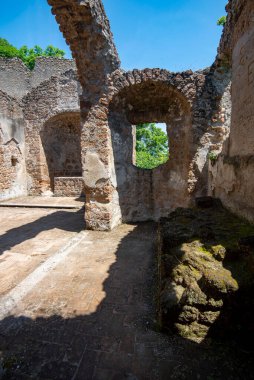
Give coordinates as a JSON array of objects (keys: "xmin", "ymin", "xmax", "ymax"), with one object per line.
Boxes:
[
  {"xmin": 109, "ymin": 74, "xmax": 192, "ymax": 124},
  {"xmin": 48, "ymin": 0, "xmax": 120, "ymax": 95},
  {"xmin": 109, "ymin": 68, "xmax": 196, "ymax": 107}
]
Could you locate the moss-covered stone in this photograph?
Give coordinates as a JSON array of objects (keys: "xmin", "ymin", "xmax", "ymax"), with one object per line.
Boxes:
[
  {"xmin": 181, "ymin": 282, "xmax": 208, "ymax": 307},
  {"xmin": 175, "ymin": 322, "xmax": 209, "ymax": 343},
  {"xmin": 199, "ymin": 310, "xmax": 221, "ymax": 325},
  {"xmin": 159, "ymin": 203, "xmax": 254, "ymax": 343},
  {"xmin": 200, "ymin": 266, "xmax": 239, "ymax": 296},
  {"xmin": 210, "ymin": 245, "xmax": 226, "ymax": 261},
  {"xmin": 178, "ymin": 305, "xmax": 199, "ymax": 323}
]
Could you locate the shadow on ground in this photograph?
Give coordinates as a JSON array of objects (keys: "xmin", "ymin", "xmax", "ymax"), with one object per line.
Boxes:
[
  {"xmin": 0, "ymin": 209, "xmax": 84, "ymax": 255},
  {"xmin": 0, "ymin": 220, "xmax": 254, "ymax": 380}
]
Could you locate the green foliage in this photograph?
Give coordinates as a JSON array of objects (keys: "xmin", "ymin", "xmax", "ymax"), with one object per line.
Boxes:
[
  {"xmin": 0, "ymin": 38, "xmax": 19, "ymax": 59},
  {"xmin": 44, "ymin": 45, "xmax": 65, "ymax": 57},
  {"xmin": 0, "ymin": 37, "xmax": 65, "ymax": 70},
  {"xmin": 135, "ymin": 123, "xmax": 169, "ymax": 169},
  {"xmin": 136, "ymin": 150, "xmax": 168, "ymax": 169},
  {"xmin": 208, "ymin": 151, "xmax": 218, "ymax": 161},
  {"xmin": 217, "ymin": 16, "xmax": 226, "ymax": 27},
  {"xmin": 208, "ymin": 151, "xmax": 218, "ymax": 166}
]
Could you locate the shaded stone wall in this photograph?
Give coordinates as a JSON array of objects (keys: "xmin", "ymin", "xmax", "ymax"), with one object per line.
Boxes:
[
  {"xmin": 107, "ymin": 68, "xmax": 231, "ymax": 223},
  {"xmin": 23, "ymin": 67, "xmax": 81, "ymax": 195},
  {"xmin": 0, "ymin": 57, "xmax": 81, "ymax": 198},
  {"xmin": 42, "ymin": 116, "xmax": 82, "ymax": 177},
  {"xmin": 23, "ymin": 69, "xmax": 81, "ymax": 195},
  {"xmin": 108, "ymin": 70, "xmax": 193, "ymax": 222},
  {"xmin": 0, "ymin": 90, "xmax": 27, "ymax": 200},
  {"xmin": 41, "ymin": 112, "xmax": 82, "ymax": 193},
  {"xmin": 210, "ymin": 0, "xmax": 254, "ymax": 222}
]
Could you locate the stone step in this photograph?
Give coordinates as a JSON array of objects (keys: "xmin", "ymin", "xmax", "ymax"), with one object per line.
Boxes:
[
  {"xmin": 0, "ymin": 196, "xmax": 85, "ymax": 210},
  {"xmin": 0, "ymin": 202, "xmax": 84, "ymax": 209}
]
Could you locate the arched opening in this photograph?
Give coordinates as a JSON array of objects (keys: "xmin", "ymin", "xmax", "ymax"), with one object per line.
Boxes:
[
  {"xmin": 40, "ymin": 112, "xmax": 84, "ymax": 197},
  {"xmin": 109, "ymin": 79, "xmax": 191, "ymax": 222}
]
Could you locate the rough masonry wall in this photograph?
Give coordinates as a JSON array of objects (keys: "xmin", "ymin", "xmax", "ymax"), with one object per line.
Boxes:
[
  {"xmin": 0, "ymin": 57, "xmax": 81, "ymax": 198},
  {"xmin": 41, "ymin": 112, "xmax": 82, "ymax": 192},
  {"xmin": 0, "ymin": 57, "xmax": 76, "ymax": 100},
  {"xmin": 23, "ymin": 69, "xmax": 81, "ymax": 195},
  {"xmin": 108, "ymin": 68, "xmax": 231, "ymax": 223},
  {"xmin": 54, "ymin": 177, "xmax": 84, "ymax": 197},
  {"xmin": 210, "ymin": 0, "xmax": 254, "ymax": 222},
  {"xmin": 0, "ymin": 90, "xmax": 27, "ymax": 200},
  {"xmin": 48, "ymin": 0, "xmax": 120, "ymax": 91},
  {"xmin": 48, "ymin": 0, "xmax": 121, "ymax": 229}
]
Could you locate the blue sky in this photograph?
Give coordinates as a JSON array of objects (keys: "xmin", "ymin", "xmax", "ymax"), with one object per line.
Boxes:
[{"xmin": 0, "ymin": 0, "xmax": 227, "ymax": 72}]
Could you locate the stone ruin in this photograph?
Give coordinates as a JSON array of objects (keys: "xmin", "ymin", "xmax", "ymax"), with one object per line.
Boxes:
[{"xmin": 0, "ymin": 0, "xmax": 253, "ymax": 231}]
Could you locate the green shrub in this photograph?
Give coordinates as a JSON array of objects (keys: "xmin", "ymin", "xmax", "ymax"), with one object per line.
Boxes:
[
  {"xmin": 0, "ymin": 38, "xmax": 19, "ymax": 59},
  {"xmin": 208, "ymin": 151, "xmax": 218, "ymax": 164},
  {"xmin": 217, "ymin": 16, "xmax": 227, "ymax": 27},
  {"xmin": 0, "ymin": 38, "xmax": 65, "ymax": 70}
]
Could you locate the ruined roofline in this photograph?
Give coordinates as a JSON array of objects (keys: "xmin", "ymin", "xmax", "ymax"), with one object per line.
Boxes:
[
  {"xmin": 0, "ymin": 56, "xmax": 212, "ymax": 79},
  {"xmin": 117, "ymin": 67, "xmax": 212, "ymax": 76},
  {"xmin": 217, "ymin": 0, "xmax": 249, "ymax": 66},
  {"xmin": 47, "ymin": 0, "xmax": 220, "ymax": 87},
  {"xmin": 0, "ymin": 56, "xmax": 214, "ymax": 104}
]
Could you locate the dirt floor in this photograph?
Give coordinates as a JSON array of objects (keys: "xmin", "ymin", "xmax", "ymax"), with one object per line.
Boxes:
[{"xmin": 0, "ymin": 206, "xmax": 253, "ymax": 379}]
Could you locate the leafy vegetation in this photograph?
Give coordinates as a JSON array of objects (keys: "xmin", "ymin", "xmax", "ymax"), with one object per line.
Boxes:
[
  {"xmin": 208, "ymin": 151, "xmax": 218, "ymax": 165},
  {"xmin": 135, "ymin": 123, "xmax": 169, "ymax": 169},
  {"xmin": 217, "ymin": 16, "xmax": 227, "ymax": 27},
  {"xmin": 0, "ymin": 38, "xmax": 65, "ymax": 70}
]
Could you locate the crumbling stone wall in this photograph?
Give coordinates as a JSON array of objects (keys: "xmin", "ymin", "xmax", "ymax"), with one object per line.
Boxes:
[
  {"xmin": 0, "ymin": 90, "xmax": 27, "ymax": 200},
  {"xmin": 106, "ymin": 67, "xmax": 231, "ymax": 224},
  {"xmin": 209, "ymin": 0, "xmax": 254, "ymax": 222},
  {"xmin": 0, "ymin": 57, "xmax": 76, "ymax": 100},
  {"xmin": 48, "ymin": 0, "xmax": 120, "ymax": 92},
  {"xmin": 0, "ymin": 57, "xmax": 81, "ymax": 198},
  {"xmin": 159, "ymin": 201, "xmax": 254, "ymax": 344},
  {"xmin": 69, "ymin": 64, "xmax": 230, "ymax": 229},
  {"xmin": 21, "ymin": 60, "xmax": 81, "ymax": 195},
  {"xmin": 47, "ymin": 0, "xmax": 233, "ymax": 230},
  {"xmin": 109, "ymin": 70, "xmax": 194, "ymax": 222},
  {"xmin": 41, "ymin": 112, "xmax": 82, "ymax": 192}
]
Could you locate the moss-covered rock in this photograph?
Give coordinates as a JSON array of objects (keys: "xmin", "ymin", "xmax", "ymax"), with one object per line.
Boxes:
[{"xmin": 159, "ymin": 203, "xmax": 254, "ymax": 343}]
